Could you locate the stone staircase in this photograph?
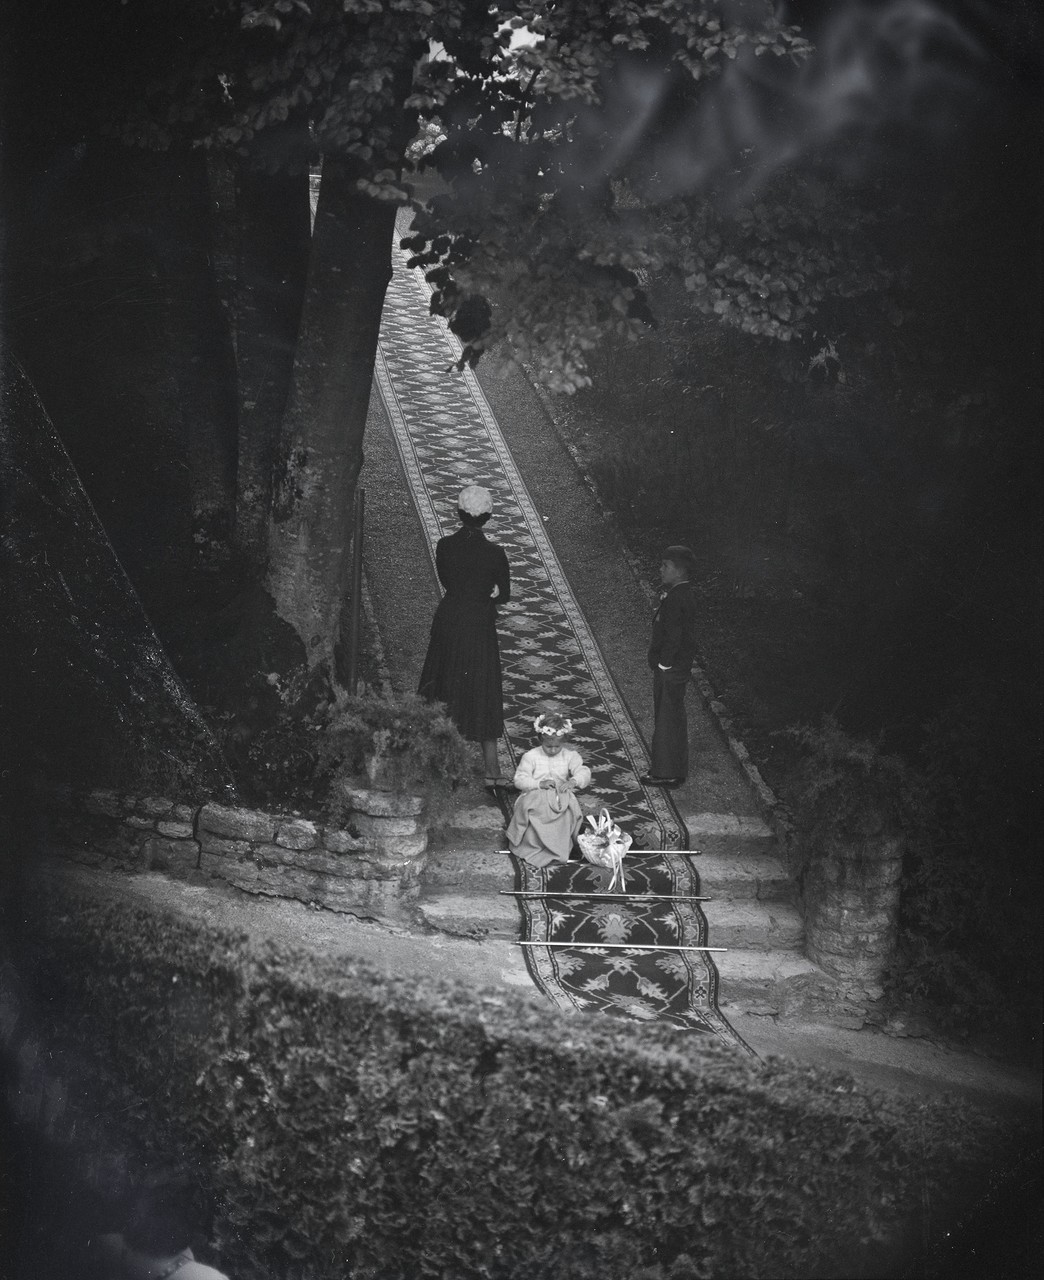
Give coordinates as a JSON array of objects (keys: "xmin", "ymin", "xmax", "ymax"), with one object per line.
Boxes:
[
  {"xmin": 415, "ymin": 796, "xmax": 819, "ymax": 1013},
  {"xmin": 680, "ymin": 813, "xmax": 818, "ymax": 1015},
  {"xmin": 415, "ymin": 802, "xmax": 519, "ymax": 938}
]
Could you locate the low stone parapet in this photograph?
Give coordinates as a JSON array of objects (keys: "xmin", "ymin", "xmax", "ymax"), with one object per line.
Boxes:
[{"xmin": 32, "ymin": 782, "xmax": 429, "ymax": 917}]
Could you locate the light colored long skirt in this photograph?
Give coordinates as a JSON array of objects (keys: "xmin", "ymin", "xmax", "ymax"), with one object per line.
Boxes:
[{"xmin": 506, "ymin": 788, "xmax": 584, "ymax": 867}]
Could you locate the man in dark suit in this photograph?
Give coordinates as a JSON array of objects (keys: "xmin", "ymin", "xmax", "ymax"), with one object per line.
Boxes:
[{"xmin": 640, "ymin": 545, "xmax": 697, "ymax": 788}]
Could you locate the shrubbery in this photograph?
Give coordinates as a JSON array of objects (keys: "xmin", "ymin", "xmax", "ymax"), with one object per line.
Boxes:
[
  {"xmin": 894, "ymin": 688, "xmax": 1043, "ymax": 1050},
  {"xmin": 783, "ymin": 716, "xmax": 926, "ymax": 827},
  {"xmin": 318, "ymin": 688, "xmax": 474, "ymax": 823},
  {"xmin": 12, "ymin": 873, "xmax": 1025, "ymax": 1280},
  {"xmin": 207, "ymin": 686, "xmax": 475, "ymax": 823}
]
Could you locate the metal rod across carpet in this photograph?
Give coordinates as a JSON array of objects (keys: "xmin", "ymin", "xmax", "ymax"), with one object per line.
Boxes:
[
  {"xmin": 515, "ymin": 941, "xmax": 726, "ymax": 952},
  {"xmin": 501, "ymin": 891, "xmax": 711, "ymax": 902}
]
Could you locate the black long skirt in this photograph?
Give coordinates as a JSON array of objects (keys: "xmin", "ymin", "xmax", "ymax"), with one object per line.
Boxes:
[{"xmin": 418, "ymin": 596, "xmax": 504, "ymax": 742}]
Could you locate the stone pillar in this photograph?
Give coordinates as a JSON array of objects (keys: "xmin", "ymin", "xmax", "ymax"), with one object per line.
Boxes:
[
  {"xmin": 803, "ymin": 828, "xmax": 904, "ymax": 999},
  {"xmin": 340, "ymin": 785, "xmax": 428, "ymax": 876}
]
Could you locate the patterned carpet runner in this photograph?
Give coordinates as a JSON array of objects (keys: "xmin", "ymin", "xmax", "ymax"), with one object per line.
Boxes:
[
  {"xmin": 376, "ymin": 219, "xmax": 746, "ymax": 1048},
  {"xmin": 376, "ymin": 223, "xmax": 683, "ymax": 849},
  {"xmin": 511, "ymin": 854, "xmax": 749, "ymax": 1050}
]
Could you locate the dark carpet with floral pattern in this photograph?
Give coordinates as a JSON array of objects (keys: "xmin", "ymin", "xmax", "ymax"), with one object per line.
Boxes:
[{"xmin": 510, "ymin": 853, "xmax": 752, "ymax": 1051}]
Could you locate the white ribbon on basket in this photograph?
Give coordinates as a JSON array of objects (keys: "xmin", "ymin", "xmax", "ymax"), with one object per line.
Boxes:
[{"xmin": 577, "ymin": 807, "xmax": 632, "ymax": 892}]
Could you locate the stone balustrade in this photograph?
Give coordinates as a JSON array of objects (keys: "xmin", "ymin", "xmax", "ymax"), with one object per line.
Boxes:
[{"xmin": 33, "ymin": 782, "xmax": 429, "ymax": 917}]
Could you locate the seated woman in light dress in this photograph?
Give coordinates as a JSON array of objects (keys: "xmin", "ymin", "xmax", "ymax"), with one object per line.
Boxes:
[{"xmin": 506, "ymin": 713, "xmax": 591, "ymax": 866}]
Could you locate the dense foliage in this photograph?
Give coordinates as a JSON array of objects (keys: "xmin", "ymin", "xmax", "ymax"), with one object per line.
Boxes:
[
  {"xmin": 318, "ymin": 687, "xmax": 474, "ymax": 818},
  {"xmin": 12, "ymin": 877, "xmax": 1027, "ymax": 1280},
  {"xmin": 782, "ymin": 716, "xmax": 926, "ymax": 840},
  {"xmin": 89, "ymin": 0, "xmax": 822, "ymax": 389},
  {"xmin": 895, "ymin": 693, "xmax": 1042, "ymax": 1048}
]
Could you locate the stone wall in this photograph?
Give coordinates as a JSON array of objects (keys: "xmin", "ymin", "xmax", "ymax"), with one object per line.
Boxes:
[{"xmin": 34, "ymin": 783, "xmax": 430, "ymax": 917}]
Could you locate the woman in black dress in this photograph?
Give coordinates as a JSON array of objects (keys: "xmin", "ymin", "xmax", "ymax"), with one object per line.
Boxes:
[{"xmin": 419, "ymin": 484, "xmax": 511, "ymax": 785}]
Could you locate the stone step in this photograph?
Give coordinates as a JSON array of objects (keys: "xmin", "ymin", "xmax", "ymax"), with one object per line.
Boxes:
[
  {"xmin": 713, "ymin": 948, "xmax": 823, "ymax": 1010},
  {"xmin": 683, "ymin": 813, "xmax": 776, "ymax": 842},
  {"xmin": 688, "ymin": 832, "xmax": 786, "ymax": 861},
  {"xmin": 416, "ymin": 886, "xmax": 804, "ymax": 950},
  {"xmin": 414, "ymin": 890, "xmax": 521, "ymax": 940},
  {"xmin": 433, "ymin": 808, "xmax": 781, "ymax": 859},
  {"xmin": 685, "ymin": 814, "xmax": 781, "ymax": 864},
  {"xmin": 435, "ymin": 803, "xmax": 506, "ymax": 834},
  {"xmin": 422, "ymin": 845, "xmax": 789, "ymax": 901},
  {"xmin": 421, "ymin": 847, "xmax": 516, "ymax": 894},
  {"xmin": 690, "ymin": 849, "xmax": 791, "ymax": 904},
  {"xmin": 700, "ymin": 899, "xmax": 805, "ymax": 952},
  {"xmin": 413, "ymin": 895, "xmax": 817, "ymax": 1009},
  {"xmin": 430, "ymin": 804, "xmax": 506, "ymax": 854}
]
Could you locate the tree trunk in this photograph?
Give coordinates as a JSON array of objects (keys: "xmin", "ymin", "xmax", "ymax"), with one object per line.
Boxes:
[
  {"xmin": 180, "ymin": 155, "xmax": 240, "ymax": 578},
  {"xmin": 232, "ymin": 160, "xmax": 312, "ymax": 569},
  {"xmin": 265, "ymin": 157, "xmax": 398, "ymax": 684}
]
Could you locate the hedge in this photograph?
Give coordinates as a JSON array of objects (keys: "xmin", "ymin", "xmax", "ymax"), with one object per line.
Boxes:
[{"xmin": 9, "ymin": 874, "xmax": 1024, "ymax": 1280}]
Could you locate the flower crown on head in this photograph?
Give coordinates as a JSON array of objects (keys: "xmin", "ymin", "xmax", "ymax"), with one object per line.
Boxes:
[{"xmin": 534, "ymin": 714, "xmax": 572, "ymax": 738}]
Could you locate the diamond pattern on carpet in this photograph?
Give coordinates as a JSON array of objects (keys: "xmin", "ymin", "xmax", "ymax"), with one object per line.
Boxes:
[{"xmin": 375, "ymin": 228, "xmax": 684, "ymax": 849}]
